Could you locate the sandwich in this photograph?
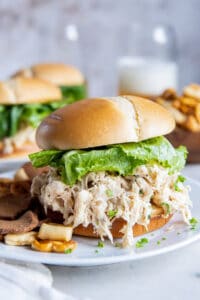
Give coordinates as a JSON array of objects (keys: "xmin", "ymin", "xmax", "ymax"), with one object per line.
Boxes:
[
  {"xmin": 1, "ymin": 63, "xmax": 86, "ymax": 158},
  {"xmin": 12, "ymin": 63, "xmax": 87, "ymax": 103},
  {"xmin": 30, "ymin": 96, "xmax": 191, "ymax": 247},
  {"xmin": 0, "ymin": 77, "xmax": 62, "ymax": 158}
]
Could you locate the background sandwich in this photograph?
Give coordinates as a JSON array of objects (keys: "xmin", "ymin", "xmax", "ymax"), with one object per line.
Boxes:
[
  {"xmin": 30, "ymin": 96, "xmax": 191, "ymax": 247},
  {"xmin": 1, "ymin": 63, "xmax": 86, "ymax": 158},
  {"xmin": 0, "ymin": 77, "xmax": 62, "ymax": 158},
  {"xmin": 12, "ymin": 63, "xmax": 87, "ymax": 103}
]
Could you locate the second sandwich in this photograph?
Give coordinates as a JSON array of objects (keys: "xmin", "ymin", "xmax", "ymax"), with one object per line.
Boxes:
[{"xmin": 0, "ymin": 64, "xmax": 86, "ymax": 158}]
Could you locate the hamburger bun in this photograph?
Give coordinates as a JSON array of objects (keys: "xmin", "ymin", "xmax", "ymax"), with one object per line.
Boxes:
[
  {"xmin": 0, "ymin": 77, "xmax": 62, "ymax": 105},
  {"xmin": 74, "ymin": 215, "xmax": 171, "ymax": 238},
  {"xmin": 12, "ymin": 63, "xmax": 85, "ymax": 86},
  {"xmin": 0, "ymin": 141, "xmax": 39, "ymax": 159},
  {"xmin": 47, "ymin": 205, "xmax": 170, "ymax": 239},
  {"xmin": 36, "ymin": 96, "xmax": 175, "ymax": 150}
]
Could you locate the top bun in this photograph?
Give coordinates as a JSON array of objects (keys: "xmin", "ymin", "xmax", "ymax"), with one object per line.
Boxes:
[
  {"xmin": 12, "ymin": 63, "xmax": 85, "ymax": 86},
  {"xmin": 36, "ymin": 96, "xmax": 175, "ymax": 150},
  {"xmin": 0, "ymin": 77, "xmax": 62, "ymax": 105}
]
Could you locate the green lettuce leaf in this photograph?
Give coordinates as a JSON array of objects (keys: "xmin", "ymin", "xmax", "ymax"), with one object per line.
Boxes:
[
  {"xmin": 115, "ymin": 137, "xmax": 187, "ymax": 174},
  {"xmin": 0, "ymin": 105, "xmax": 9, "ymax": 139},
  {"xmin": 29, "ymin": 149, "xmax": 64, "ymax": 167},
  {"xmin": 29, "ymin": 137, "xmax": 187, "ymax": 186},
  {"xmin": 9, "ymin": 105, "xmax": 24, "ymax": 136},
  {"xmin": 60, "ymin": 84, "xmax": 87, "ymax": 101}
]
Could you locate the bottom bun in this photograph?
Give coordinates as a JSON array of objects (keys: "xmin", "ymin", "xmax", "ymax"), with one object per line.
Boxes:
[
  {"xmin": 47, "ymin": 209, "xmax": 171, "ymax": 239},
  {"xmin": 0, "ymin": 141, "xmax": 39, "ymax": 159},
  {"xmin": 74, "ymin": 215, "xmax": 171, "ymax": 238}
]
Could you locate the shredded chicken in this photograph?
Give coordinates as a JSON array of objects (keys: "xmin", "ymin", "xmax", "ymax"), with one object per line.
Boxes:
[
  {"xmin": 2, "ymin": 126, "xmax": 36, "ymax": 154},
  {"xmin": 31, "ymin": 165, "xmax": 192, "ymax": 247}
]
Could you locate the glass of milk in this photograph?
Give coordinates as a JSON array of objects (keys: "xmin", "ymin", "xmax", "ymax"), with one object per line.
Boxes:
[{"xmin": 118, "ymin": 23, "xmax": 178, "ymax": 98}]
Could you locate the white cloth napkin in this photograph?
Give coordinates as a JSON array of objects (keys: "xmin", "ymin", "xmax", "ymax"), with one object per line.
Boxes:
[{"xmin": 0, "ymin": 259, "xmax": 79, "ymax": 300}]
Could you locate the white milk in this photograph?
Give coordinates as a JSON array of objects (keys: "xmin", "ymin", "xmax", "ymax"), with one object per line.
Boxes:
[{"xmin": 118, "ymin": 57, "xmax": 178, "ymax": 96}]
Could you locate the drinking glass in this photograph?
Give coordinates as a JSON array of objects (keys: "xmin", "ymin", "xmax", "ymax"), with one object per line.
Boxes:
[{"xmin": 117, "ymin": 23, "xmax": 178, "ymax": 98}]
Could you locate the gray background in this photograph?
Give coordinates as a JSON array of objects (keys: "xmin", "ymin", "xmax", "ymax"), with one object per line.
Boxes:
[{"xmin": 0, "ymin": 0, "xmax": 199, "ymax": 95}]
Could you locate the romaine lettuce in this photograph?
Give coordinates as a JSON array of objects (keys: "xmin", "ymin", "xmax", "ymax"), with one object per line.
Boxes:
[
  {"xmin": 29, "ymin": 137, "xmax": 187, "ymax": 186},
  {"xmin": 60, "ymin": 84, "xmax": 87, "ymax": 101}
]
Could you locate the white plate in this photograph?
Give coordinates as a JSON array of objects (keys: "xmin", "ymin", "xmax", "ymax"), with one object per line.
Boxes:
[
  {"xmin": 0, "ymin": 157, "xmax": 28, "ymax": 173},
  {"xmin": 0, "ymin": 171, "xmax": 200, "ymax": 267}
]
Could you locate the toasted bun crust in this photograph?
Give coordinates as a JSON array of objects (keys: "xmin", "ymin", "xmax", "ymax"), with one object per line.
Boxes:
[
  {"xmin": 12, "ymin": 63, "xmax": 85, "ymax": 86},
  {"xmin": 74, "ymin": 215, "xmax": 171, "ymax": 238},
  {"xmin": 36, "ymin": 96, "xmax": 175, "ymax": 150},
  {"xmin": 47, "ymin": 205, "xmax": 170, "ymax": 239},
  {"xmin": 0, "ymin": 77, "xmax": 62, "ymax": 105},
  {"xmin": 0, "ymin": 141, "xmax": 39, "ymax": 159},
  {"xmin": 74, "ymin": 205, "xmax": 170, "ymax": 238}
]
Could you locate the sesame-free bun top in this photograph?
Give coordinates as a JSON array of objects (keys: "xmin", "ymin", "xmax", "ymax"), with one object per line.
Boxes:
[
  {"xmin": 12, "ymin": 63, "xmax": 85, "ymax": 86},
  {"xmin": 36, "ymin": 96, "xmax": 175, "ymax": 150},
  {"xmin": 0, "ymin": 77, "xmax": 62, "ymax": 105}
]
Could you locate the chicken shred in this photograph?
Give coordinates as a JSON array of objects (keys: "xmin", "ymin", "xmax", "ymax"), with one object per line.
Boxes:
[
  {"xmin": 2, "ymin": 126, "xmax": 35, "ymax": 154},
  {"xmin": 31, "ymin": 165, "xmax": 192, "ymax": 247}
]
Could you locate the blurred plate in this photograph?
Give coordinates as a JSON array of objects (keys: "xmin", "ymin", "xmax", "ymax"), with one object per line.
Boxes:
[
  {"xmin": 0, "ymin": 157, "xmax": 28, "ymax": 173},
  {"xmin": 167, "ymin": 127, "xmax": 200, "ymax": 163},
  {"xmin": 0, "ymin": 171, "xmax": 200, "ymax": 267}
]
